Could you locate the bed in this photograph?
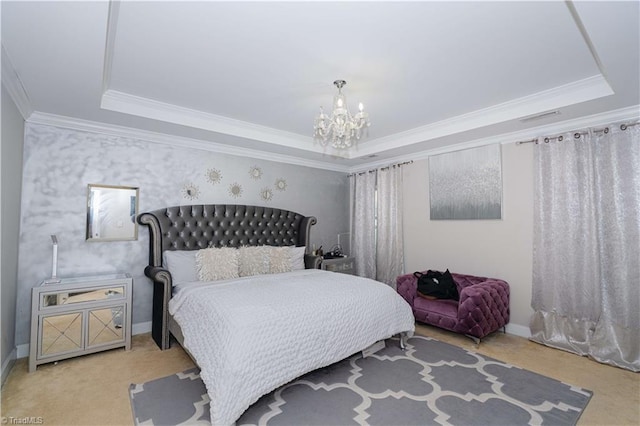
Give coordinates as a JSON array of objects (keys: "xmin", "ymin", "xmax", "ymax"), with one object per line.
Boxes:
[{"xmin": 137, "ymin": 204, "xmax": 415, "ymax": 425}]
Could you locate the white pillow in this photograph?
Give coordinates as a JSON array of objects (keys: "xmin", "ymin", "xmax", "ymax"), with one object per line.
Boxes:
[
  {"xmin": 238, "ymin": 246, "xmax": 270, "ymax": 277},
  {"xmin": 267, "ymin": 246, "xmax": 293, "ymax": 274},
  {"xmin": 163, "ymin": 250, "xmax": 198, "ymax": 283},
  {"xmin": 290, "ymin": 246, "xmax": 306, "ymax": 271},
  {"xmin": 195, "ymin": 247, "xmax": 240, "ymax": 281}
]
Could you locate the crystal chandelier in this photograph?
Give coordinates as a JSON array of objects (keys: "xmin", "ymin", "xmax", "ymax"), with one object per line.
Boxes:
[{"xmin": 313, "ymin": 80, "xmax": 370, "ymax": 149}]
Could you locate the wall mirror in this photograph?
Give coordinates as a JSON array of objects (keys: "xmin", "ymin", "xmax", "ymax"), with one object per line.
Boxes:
[{"xmin": 86, "ymin": 184, "xmax": 139, "ymax": 241}]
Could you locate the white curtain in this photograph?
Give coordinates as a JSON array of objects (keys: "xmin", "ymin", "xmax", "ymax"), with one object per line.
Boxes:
[
  {"xmin": 531, "ymin": 124, "xmax": 640, "ymax": 371},
  {"xmin": 350, "ymin": 165, "xmax": 405, "ymax": 285},
  {"xmin": 376, "ymin": 166, "xmax": 404, "ymax": 287},
  {"xmin": 351, "ymin": 171, "xmax": 377, "ymax": 279}
]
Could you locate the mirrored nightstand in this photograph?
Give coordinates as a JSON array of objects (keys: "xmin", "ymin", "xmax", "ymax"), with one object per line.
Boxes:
[{"xmin": 29, "ymin": 274, "xmax": 132, "ymax": 372}]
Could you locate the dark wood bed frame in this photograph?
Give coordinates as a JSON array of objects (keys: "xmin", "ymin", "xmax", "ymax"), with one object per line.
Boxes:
[{"xmin": 137, "ymin": 204, "xmax": 321, "ymax": 349}]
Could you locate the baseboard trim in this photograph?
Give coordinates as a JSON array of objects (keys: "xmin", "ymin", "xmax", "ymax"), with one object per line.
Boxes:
[
  {"xmin": 132, "ymin": 321, "xmax": 152, "ymax": 335},
  {"xmin": 1, "ymin": 348, "xmax": 17, "ymax": 385},
  {"xmin": 16, "ymin": 344, "xmax": 28, "ymax": 360},
  {"xmin": 506, "ymin": 323, "xmax": 531, "ymax": 338}
]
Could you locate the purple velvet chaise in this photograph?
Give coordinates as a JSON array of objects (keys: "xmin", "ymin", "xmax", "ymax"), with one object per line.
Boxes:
[{"xmin": 396, "ymin": 271, "xmax": 510, "ymax": 343}]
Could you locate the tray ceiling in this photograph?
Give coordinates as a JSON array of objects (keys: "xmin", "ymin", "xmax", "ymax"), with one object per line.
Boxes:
[{"xmin": 2, "ymin": 1, "xmax": 638, "ymax": 170}]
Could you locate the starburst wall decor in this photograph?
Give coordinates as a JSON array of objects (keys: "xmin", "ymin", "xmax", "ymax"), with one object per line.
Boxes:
[
  {"xmin": 182, "ymin": 183, "xmax": 200, "ymax": 200},
  {"xmin": 228, "ymin": 182, "xmax": 243, "ymax": 198},
  {"xmin": 274, "ymin": 178, "xmax": 287, "ymax": 191},
  {"xmin": 260, "ymin": 187, "xmax": 274, "ymax": 202},
  {"xmin": 249, "ymin": 166, "xmax": 263, "ymax": 180},
  {"xmin": 206, "ymin": 168, "xmax": 222, "ymax": 185}
]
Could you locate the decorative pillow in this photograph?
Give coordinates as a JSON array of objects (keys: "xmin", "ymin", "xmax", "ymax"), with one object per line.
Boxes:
[
  {"xmin": 162, "ymin": 250, "xmax": 198, "ymax": 283},
  {"xmin": 290, "ymin": 246, "xmax": 306, "ymax": 271},
  {"xmin": 238, "ymin": 246, "xmax": 270, "ymax": 277},
  {"xmin": 268, "ymin": 246, "xmax": 293, "ymax": 274},
  {"xmin": 195, "ymin": 247, "xmax": 239, "ymax": 281}
]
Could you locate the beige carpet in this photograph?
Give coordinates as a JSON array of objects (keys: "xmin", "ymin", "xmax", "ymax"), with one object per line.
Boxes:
[{"xmin": 2, "ymin": 324, "xmax": 639, "ymax": 425}]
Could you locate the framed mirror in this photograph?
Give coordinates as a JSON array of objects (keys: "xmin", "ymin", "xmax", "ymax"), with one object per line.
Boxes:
[{"xmin": 86, "ymin": 184, "xmax": 139, "ymax": 241}]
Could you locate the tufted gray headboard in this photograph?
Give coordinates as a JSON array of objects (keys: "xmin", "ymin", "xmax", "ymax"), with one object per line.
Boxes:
[{"xmin": 137, "ymin": 204, "xmax": 320, "ymax": 349}]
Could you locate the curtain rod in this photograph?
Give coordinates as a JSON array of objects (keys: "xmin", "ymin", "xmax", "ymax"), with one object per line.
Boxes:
[
  {"xmin": 347, "ymin": 160, "xmax": 413, "ymax": 177},
  {"xmin": 515, "ymin": 121, "xmax": 639, "ymax": 145}
]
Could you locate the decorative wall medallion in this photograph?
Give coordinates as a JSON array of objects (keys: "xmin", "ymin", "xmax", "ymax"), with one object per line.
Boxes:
[
  {"xmin": 182, "ymin": 183, "xmax": 200, "ymax": 200},
  {"xmin": 249, "ymin": 166, "xmax": 263, "ymax": 180},
  {"xmin": 228, "ymin": 182, "xmax": 243, "ymax": 198},
  {"xmin": 274, "ymin": 178, "xmax": 287, "ymax": 191},
  {"xmin": 206, "ymin": 168, "xmax": 222, "ymax": 185},
  {"xmin": 260, "ymin": 187, "xmax": 274, "ymax": 202}
]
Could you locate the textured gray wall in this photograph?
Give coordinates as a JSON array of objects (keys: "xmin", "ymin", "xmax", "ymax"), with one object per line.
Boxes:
[
  {"xmin": 2, "ymin": 85, "xmax": 25, "ymax": 374},
  {"xmin": 15, "ymin": 123, "xmax": 349, "ymax": 346}
]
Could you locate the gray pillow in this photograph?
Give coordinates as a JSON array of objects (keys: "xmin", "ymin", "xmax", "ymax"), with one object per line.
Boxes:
[
  {"xmin": 162, "ymin": 250, "xmax": 198, "ymax": 283},
  {"xmin": 290, "ymin": 246, "xmax": 306, "ymax": 270}
]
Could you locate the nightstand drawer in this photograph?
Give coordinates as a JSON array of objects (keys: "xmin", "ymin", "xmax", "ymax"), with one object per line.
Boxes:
[
  {"xmin": 321, "ymin": 257, "xmax": 356, "ymax": 275},
  {"xmin": 40, "ymin": 285, "xmax": 126, "ymax": 309}
]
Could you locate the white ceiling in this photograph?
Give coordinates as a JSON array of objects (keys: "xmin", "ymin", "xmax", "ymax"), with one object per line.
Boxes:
[{"xmin": 2, "ymin": 1, "xmax": 639, "ymax": 172}]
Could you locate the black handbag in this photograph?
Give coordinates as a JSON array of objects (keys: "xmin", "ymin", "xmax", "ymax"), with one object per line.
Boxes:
[{"xmin": 413, "ymin": 269, "xmax": 459, "ymax": 301}]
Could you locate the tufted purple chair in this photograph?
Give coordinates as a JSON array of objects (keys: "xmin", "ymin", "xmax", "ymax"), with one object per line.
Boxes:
[{"xmin": 396, "ymin": 271, "xmax": 510, "ymax": 343}]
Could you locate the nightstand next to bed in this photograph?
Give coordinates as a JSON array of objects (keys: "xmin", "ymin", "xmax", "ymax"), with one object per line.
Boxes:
[{"xmin": 29, "ymin": 273, "xmax": 133, "ymax": 372}]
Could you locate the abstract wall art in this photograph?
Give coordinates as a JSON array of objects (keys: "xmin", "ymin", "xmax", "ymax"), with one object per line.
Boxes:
[{"xmin": 429, "ymin": 144, "xmax": 502, "ymax": 220}]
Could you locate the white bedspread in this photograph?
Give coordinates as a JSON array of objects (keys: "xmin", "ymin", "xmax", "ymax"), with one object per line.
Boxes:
[{"xmin": 169, "ymin": 269, "xmax": 415, "ymax": 425}]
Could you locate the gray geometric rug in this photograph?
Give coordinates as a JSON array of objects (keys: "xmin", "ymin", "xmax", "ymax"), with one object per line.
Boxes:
[{"xmin": 129, "ymin": 336, "xmax": 592, "ymax": 425}]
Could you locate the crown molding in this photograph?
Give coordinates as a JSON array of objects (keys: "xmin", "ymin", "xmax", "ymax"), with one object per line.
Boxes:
[
  {"xmin": 27, "ymin": 111, "xmax": 351, "ymax": 173},
  {"xmin": 347, "ymin": 104, "xmax": 640, "ymax": 173},
  {"xmin": 100, "ymin": 89, "xmax": 324, "ymax": 153},
  {"xmin": 1, "ymin": 44, "xmax": 33, "ymax": 120},
  {"xmin": 100, "ymin": 73, "xmax": 612, "ymax": 163},
  {"xmin": 356, "ymin": 74, "xmax": 614, "ymax": 158},
  {"xmin": 22, "ymin": 103, "xmax": 638, "ymax": 176}
]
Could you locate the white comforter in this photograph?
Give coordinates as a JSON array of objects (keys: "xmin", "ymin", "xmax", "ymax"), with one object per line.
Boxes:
[{"xmin": 169, "ymin": 269, "xmax": 415, "ymax": 426}]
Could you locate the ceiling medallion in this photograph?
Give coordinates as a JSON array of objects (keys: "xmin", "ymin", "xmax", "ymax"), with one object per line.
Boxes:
[{"xmin": 313, "ymin": 80, "xmax": 370, "ymax": 150}]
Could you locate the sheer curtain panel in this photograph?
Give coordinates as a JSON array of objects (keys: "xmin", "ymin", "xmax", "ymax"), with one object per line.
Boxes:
[
  {"xmin": 350, "ymin": 171, "xmax": 377, "ymax": 279},
  {"xmin": 376, "ymin": 166, "xmax": 404, "ymax": 288},
  {"xmin": 531, "ymin": 124, "xmax": 639, "ymax": 371}
]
